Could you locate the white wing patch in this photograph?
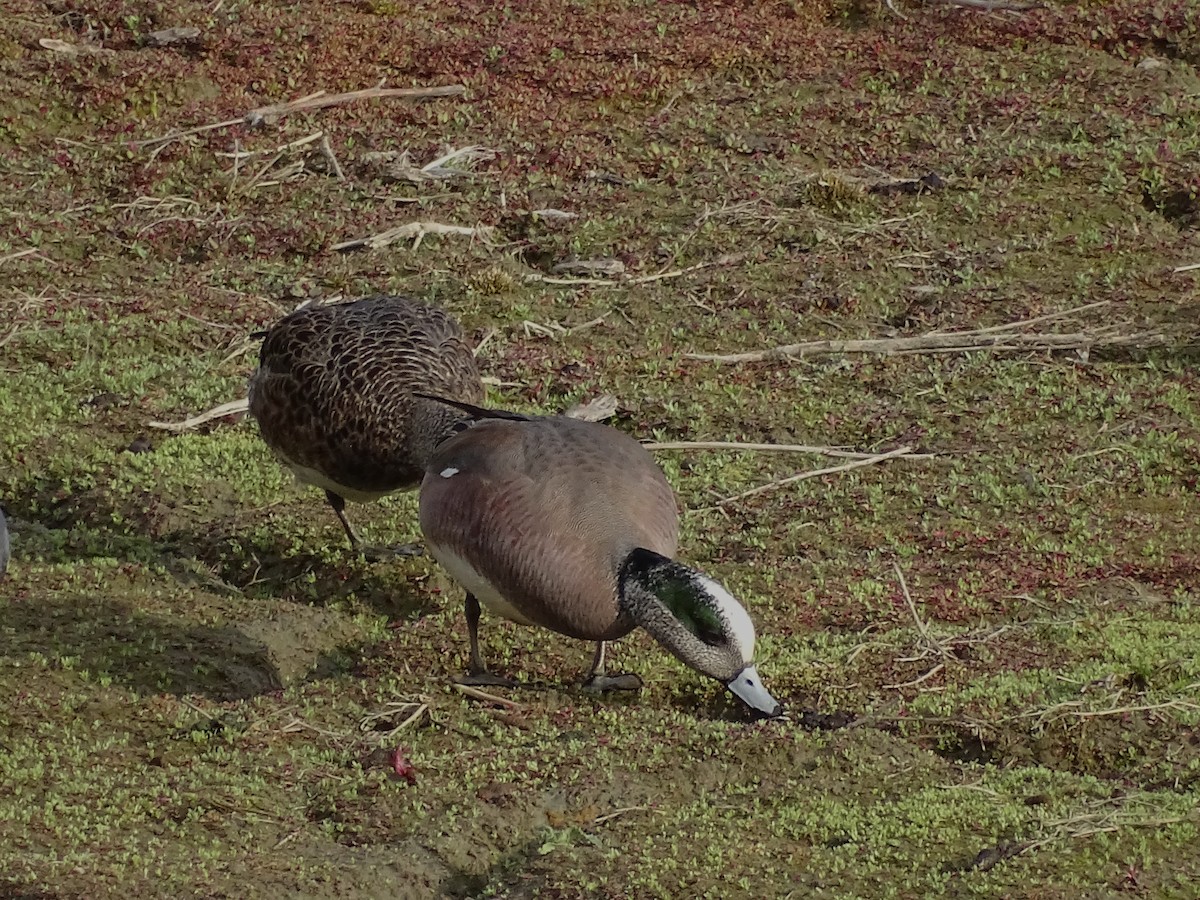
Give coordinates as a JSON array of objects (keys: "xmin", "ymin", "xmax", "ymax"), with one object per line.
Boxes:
[
  {"xmin": 439, "ymin": 467, "xmax": 460, "ymax": 478},
  {"xmin": 694, "ymin": 573, "xmax": 757, "ymax": 663}
]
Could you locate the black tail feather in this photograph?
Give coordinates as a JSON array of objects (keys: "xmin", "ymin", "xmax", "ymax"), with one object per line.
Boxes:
[{"xmin": 414, "ymin": 393, "xmax": 532, "ymax": 422}]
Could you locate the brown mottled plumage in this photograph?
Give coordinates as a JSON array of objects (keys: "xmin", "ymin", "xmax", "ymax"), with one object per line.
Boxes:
[
  {"xmin": 419, "ymin": 403, "xmax": 782, "ymax": 717},
  {"xmin": 248, "ymin": 295, "xmax": 484, "ymax": 551}
]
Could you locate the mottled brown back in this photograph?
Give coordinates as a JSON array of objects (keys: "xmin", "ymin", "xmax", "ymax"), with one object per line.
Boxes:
[
  {"xmin": 420, "ymin": 416, "xmax": 681, "ymax": 641},
  {"xmin": 249, "ymin": 295, "xmax": 484, "ymax": 497}
]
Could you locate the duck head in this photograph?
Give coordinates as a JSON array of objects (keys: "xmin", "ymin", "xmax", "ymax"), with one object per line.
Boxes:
[{"xmin": 618, "ymin": 548, "xmax": 782, "ymax": 718}]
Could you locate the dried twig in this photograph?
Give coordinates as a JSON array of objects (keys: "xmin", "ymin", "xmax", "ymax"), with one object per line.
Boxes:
[
  {"xmin": 645, "ymin": 440, "xmax": 938, "ymax": 460},
  {"xmin": 364, "ymin": 145, "xmax": 495, "ymax": 183},
  {"xmin": 890, "ymin": 563, "xmax": 952, "ymax": 677},
  {"xmin": 921, "ymin": 0, "xmax": 1043, "ymax": 10},
  {"xmin": 1004, "ymin": 697, "xmax": 1200, "ymax": 727},
  {"xmin": 319, "ymin": 133, "xmax": 345, "ymax": 180},
  {"xmin": 895, "ymin": 564, "xmax": 940, "ymax": 653},
  {"xmin": 688, "ymin": 328, "xmax": 1167, "ymax": 364},
  {"xmin": 331, "ymin": 221, "xmax": 495, "ymax": 252},
  {"xmin": 452, "ymin": 683, "xmax": 522, "ymax": 709},
  {"xmin": 884, "ymin": 662, "xmax": 945, "ymax": 690},
  {"xmin": 521, "ymin": 315, "xmax": 605, "ymax": 340},
  {"xmin": 358, "ymin": 700, "xmax": 429, "ymax": 737},
  {"xmin": 137, "ymin": 117, "xmax": 246, "ymax": 149},
  {"xmin": 552, "ymin": 258, "xmax": 626, "ymax": 277},
  {"xmin": 632, "ymin": 253, "xmax": 748, "ymax": 284},
  {"xmin": 526, "ymin": 253, "xmax": 746, "ymax": 287},
  {"xmin": 1175, "ymin": 262, "xmax": 1200, "ymax": 273},
  {"xmin": 964, "ymin": 301, "xmax": 1111, "ymax": 334},
  {"xmin": 149, "ymin": 398, "xmax": 248, "ymax": 432},
  {"xmin": 707, "ymin": 446, "xmax": 914, "ymax": 508},
  {"xmin": 0, "ymin": 248, "xmax": 42, "ymax": 265},
  {"xmin": 216, "ymin": 131, "xmax": 325, "ymax": 160},
  {"xmin": 135, "ymin": 83, "xmax": 466, "ymax": 149},
  {"xmin": 964, "ymin": 799, "xmax": 1200, "ymax": 873},
  {"xmin": 244, "ymin": 84, "xmax": 467, "ymax": 127},
  {"xmin": 592, "ymin": 806, "xmax": 650, "ymax": 826}
]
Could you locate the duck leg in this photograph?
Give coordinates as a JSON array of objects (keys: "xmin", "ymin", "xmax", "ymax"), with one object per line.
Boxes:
[
  {"xmin": 325, "ymin": 489, "xmax": 424, "ymax": 560},
  {"xmin": 455, "ymin": 592, "xmax": 517, "ymax": 687},
  {"xmin": 581, "ymin": 641, "xmax": 643, "ymax": 692},
  {"xmin": 325, "ymin": 490, "xmax": 363, "ymax": 552}
]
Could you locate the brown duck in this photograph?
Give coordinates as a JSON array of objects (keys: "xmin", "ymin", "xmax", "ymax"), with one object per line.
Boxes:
[
  {"xmin": 418, "ymin": 397, "xmax": 782, "ymax": 718},
  {"xmin": 248, "ymin": 296, "xmax": 484, "ymax": 552}
]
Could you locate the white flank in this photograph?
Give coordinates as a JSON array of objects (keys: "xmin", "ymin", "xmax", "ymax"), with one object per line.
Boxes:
[
  {"xmin": 695, "ymin": 573, "xmax": 757, "ymax": 663},
  {"xmin": 430, "ymin": 544, "xmax": 535, "ymax": 626},
  {"xmin": 286, "ymin": 462, "xmax": 392, "ymax": 503},
  {"xmin": 439, "ymin": 467, "xmax": 460, "ymax": 478}
]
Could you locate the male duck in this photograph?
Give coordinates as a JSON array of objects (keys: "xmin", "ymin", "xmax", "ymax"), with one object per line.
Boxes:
[{"xmin": 418, "ymin": 398, "xmax": 782, "ymax": 718}]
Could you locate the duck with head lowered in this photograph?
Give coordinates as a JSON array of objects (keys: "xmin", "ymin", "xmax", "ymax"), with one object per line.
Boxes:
[
  {"xmin": 417, "ymin": 397, "xmax": 782, "ymax": 719},
  {"xmin": 248, "ymin": 295, "xmax": 484, "ymax": 555}
]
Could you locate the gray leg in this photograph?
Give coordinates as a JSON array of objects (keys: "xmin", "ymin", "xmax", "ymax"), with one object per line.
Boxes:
[
  {"xmin": 325, "ymin": 489, "xmax": 424, "ymax": 560},
  {"xmin": 324, "ymin": 490, "xmax": 362, "ymax": 553},
  {"xmin": 455, "ymin": 593, "xmax": 516, "ymax": 687},
  {"xmin": 582, "ymin": 641, "xmax": 642, "ymax": 692}
]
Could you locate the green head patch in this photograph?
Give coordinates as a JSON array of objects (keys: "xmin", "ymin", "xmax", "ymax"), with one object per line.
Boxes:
[{"xmin": 655, "ymin": 572, "xmax": 727, "ymax": 646}]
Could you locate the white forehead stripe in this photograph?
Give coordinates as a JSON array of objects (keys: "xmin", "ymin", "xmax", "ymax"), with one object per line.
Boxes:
[
  {"xmin": 439, "ymin": 467, "xmax": 459, "ymax": 478},
  {"xmin": 695, "ymin": 573, "xmax": 757, "ymax": 663}
]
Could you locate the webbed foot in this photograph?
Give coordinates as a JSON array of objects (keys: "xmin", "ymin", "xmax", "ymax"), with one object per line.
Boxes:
[
  {"xmin": 582, "ymin": 673, "xmax": 643, "ymax": 693},
  {"xmin": 360, "ymin": 541, "xmax": 425, "ymax": 562},
  {"xmin": 454, "ymin": 671, "xmax": 519, "ymax": 688}
]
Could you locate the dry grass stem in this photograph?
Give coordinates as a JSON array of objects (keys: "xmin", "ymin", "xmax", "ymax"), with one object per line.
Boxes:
[
  {"xmin": 992, "ymin": 801, "xmax": 1200, "ymax": 867},
  {"xmin": 0, "ymin": 248, "xmax": 42, "ymax": 265},
  {"xmin": 331, "ymin": 221, "xmax": 495, "ymax": 252},
  {"xmin": 688, "ymin": 327, "xmax": 1168, "ymax": 364},
  {"xmin": 965, "ymin": 300, "xmax": 1112, "ymax": 335},
  {"xmin": 645, "ymin": 440, "xmax": 938, "ymax": 460},
  {"xmin": 358, "ymin": 700, "xmax": 429, "ymax": 737},
  {"xmin": 216, "ymin": 131, "xmax": 324, "ymax": 160},
  {"xmin": 526, "ymin": 252, "xmax": 746, "ymax": 287},
  {"xmin": 319, "ymin": 133, "xmax": 346, "ymax": 180},
  {"xmin": 592, "ymin": 806, "xmax": 651, "ymax": 826},
  {"xmin": 452, "ymin": 684, "xmax": 523, "ymax": 709},
  {"xmin": 1007, "ymin": 696, "xmax": 1200, "ymax": 727},
  {"xmin": 243, "ymin": 84, "xmax": 467, "ymax": 127},
  {"xmin": 883, "ymin": 662, "xmax": 945, "ymax": 690},
  {"xmin": 1175, "ymin": 262, "xmax": 1200, "ymax": 273},
  {"xmin": 136, "ymin": 83, "xmax": 465, "ymax": 150},
  {"xmin": 521, "ymin": 315, "xmax": 605, "ymax": 340},
  {"xmin": 363, "ymin": 145, "xmax": 495, "ymax": 183},
  {"xmin": 279, "ymin": 718, "xmax": 350, "ymax": 740},
  {"xmin": 708, "ymin": 445, "xmax": 914, "ymax": 508},
  {"xmin": 883, "ymin": 562, "xmax": 953, "ymax": 689},
  {"xmin": 149, "ymin": 398, "xmax": 249, "ymax": 432},
  {"xmin": 137, "ymin": 117, "xmax": 245, "ymax": 150},
  {"xmin": 922, "ymin": 0, "xmax": 1043, "ymax": 10},
  {"xmin": 894, "ymin": 562, "xmax": 946, "ymax": 659}
]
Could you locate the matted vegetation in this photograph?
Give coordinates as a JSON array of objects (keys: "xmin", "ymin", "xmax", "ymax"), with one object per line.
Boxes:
[{"xmin": 1, "ymin": 0, "xmax": 1198, "ymax": 896}]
